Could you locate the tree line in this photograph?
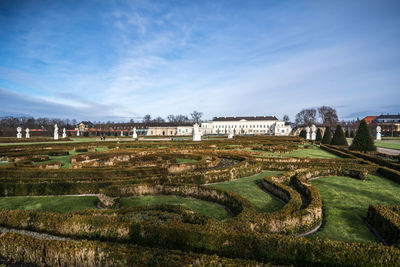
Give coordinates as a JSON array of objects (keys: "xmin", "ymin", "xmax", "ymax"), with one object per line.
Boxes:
[{"xmin": 142, "ymin": 111, "xmax": 203, "ymax": 124}]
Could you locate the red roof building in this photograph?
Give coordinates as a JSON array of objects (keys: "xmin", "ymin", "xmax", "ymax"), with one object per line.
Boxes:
[{"xmin": 362, "ymin": 116, "xmax": 378, "ymax": 124}]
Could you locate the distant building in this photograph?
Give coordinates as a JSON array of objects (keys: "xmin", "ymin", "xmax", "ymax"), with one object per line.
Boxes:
[
  {"xmin": 362, "ymin": 116, "xmax": 378, "ymax": 124},
  {"xmin": 372, "ymin": 114, "xmax": 400, "ymax": 137},
  {"xmin": 200, "ymin": 116, "xmax": 292, "ymax": 136}
]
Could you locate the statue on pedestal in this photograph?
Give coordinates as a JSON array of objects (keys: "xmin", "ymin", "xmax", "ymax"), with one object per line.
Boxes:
[
  {"xmin": 62, "ymin": 128, "xmax": 67, "ymax": 138},
  {"xmin": 132, "ymin": 127, "xmax": 138, "ymax": 139},
  {"xmin": 376, "ymin": 126, "xmax": 382, "ymax": 140},
  {"xmin": 77, "ymin": 130, "xmax": 80, "ymax": 137},
  {"xmin": 311, "ymin": 125, "xmax": 316, "ymax": 141},
  {"xmin": 228, "ymin": 129, "xmax": 234, "ymax": 139},
  {"xmin": 306, "ymin": 127, "xmax": 310, "ymax": 140},
  {"xmin": 25, "ymin": 128, "xmax": 30, "ymax": 139},
  {"xmin": 54, "ymin": 124, "xmax": 59, "ymax": 140},
  {"xmin": 16, "ymin": 127, "xmax": 22, "ymax": 139},
  {"xmin": 193, "ymin": 123, "xmax": 201, "ymax": 141}
]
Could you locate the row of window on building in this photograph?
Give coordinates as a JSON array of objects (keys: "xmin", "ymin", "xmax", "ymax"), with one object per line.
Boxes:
[{"xmin": 213, "ymin": 124, "xmax": 272, "ymax": 129}]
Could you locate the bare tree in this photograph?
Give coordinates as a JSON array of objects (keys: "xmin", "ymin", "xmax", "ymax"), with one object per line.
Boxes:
[
  {"xmin": 167, "ymin": 115, "xmax": 176, "ymax": 123},
  {"xmin": 143, "ymin": 114, "xmax": 152, "ymax": 123},
  {"xmin": 190, "ymin": 110, "xmax": 203, "ymax": 124},
  {"xmin": 295, "ymin": 108, "xmax": 317, "ymax": 126},
  {"xmin": 175, "ymin": 115, "xmax": 189, "ymax": 124},
  {"xmin": 318, "ymin": 106, "xmax": 339, "ymax": 126},
  {"xmin": 152, "ymin": 116, "xmax": 165, "ymax": 123}
]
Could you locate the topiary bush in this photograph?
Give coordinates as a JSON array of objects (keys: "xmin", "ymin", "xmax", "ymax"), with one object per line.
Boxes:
[
  {"xmin": 321, "ymin": 127, "xmax": 332, "ymax": 144},
  {"xmin": 350, "ymin": 120, "xmax": 376, "ymax": 152},
  {"xmin": 316, "ymin": 129, "xmax": 322, "ymax": 142},
  {"xmin": 299, "ymin": 129, "xmax": 307, "ymax": 139},
  {"xmin": 331, "ymin": 125, "xmax": 348, "ymax": 146}
]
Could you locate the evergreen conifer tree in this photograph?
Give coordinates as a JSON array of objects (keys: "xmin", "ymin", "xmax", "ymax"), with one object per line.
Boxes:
[
  {"xmin": 299, "ymin": 129, "xmax": 307, "ymax": 139},
  {"xmin": 345, "ymin": 129, "xmax": 349, "ymax": 138},
  {"xmin": 321, "ymin": 127, "xmax": 332, "ymax": 144},
  {"xmin": 350, "ymin": 130, "xmax": 355, "ymax": 138},
  {"xmin": 316, "ymin": 128, "xmax": 322, "ymax": 141},
  {"xmin": 331, "ymin": 125, "xmax": 348, "ymax": 146},
  {"xmin": 350, "ymin": 120, "xmax": 376, "ymax": 152}
]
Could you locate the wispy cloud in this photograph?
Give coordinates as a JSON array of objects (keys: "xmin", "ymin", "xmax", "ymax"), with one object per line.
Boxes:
[{"xmin": 0, "ymin": 0, "xmax": 399, "ymax": 121}]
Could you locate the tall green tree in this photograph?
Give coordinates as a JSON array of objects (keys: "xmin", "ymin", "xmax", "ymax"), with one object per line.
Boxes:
[
  {"xmin": 350, "ymin": 130, "xmax": 355, "ymax": 138},
  {"xmin": 321, "ymin": 127, "xmax": 332, "ymax": 144},
  {"xmin": 331, "ymin": 125, "xmax": 348, "ymax": 146},
  {"xmin": 316, "ymin": 128, "xmax": 322, "ymax": 141},
  {"xmin": 345, "ymin": 129, "xmax": 349, "ymax": 138},
  {"xmin": 299, "ymin": 129, "xmax": 307, "ymax": 139},
  {"xmin": 350, "ymin": 120, "xmax": 376, "ymax": 152}
]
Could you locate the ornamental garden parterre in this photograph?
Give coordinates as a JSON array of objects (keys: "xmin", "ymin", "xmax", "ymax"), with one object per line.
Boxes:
[{"xmin": 0, "ymin": 136, "xmax": 399, "ymax": 266}]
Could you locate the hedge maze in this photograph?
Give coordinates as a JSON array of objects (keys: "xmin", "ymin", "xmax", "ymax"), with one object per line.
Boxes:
[{"xmin": 0, "ymin": 136, "xmax": 400, "ymax": 266}]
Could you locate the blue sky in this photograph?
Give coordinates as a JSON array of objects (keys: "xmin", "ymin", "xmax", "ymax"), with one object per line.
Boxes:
[{"xmin": 0, "ymin": 0, "xmax": 399, "ymax": 122}]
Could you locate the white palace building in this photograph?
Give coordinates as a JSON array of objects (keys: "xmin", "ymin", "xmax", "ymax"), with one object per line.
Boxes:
[{"xmin": 198, "ymin": 116, "xmax": 292, "ymax": 136}]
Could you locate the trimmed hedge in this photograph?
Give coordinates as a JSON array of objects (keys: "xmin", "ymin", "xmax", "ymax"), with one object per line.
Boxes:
[{"xmin": 366, "ymin": 204, "xmax": 400, "ymax": 246}]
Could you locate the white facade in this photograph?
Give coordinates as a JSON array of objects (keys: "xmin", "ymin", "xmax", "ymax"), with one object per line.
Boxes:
[
  {"xmin": 177, "ymin": 126, "xmax": 193, "ymax": 135},
  {"xmin": 200, "ymin": 116, "xmax": 291, "ymax": 136}
]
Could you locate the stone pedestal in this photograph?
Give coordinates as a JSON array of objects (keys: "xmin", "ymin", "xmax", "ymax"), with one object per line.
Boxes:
[
  {"xmin": 311, "ymin": 125, "xmax": 316, "ymax": 141},
  {"xmin": 17, "ymin": 127, "xmax": 22, "ymax": 139},
  {"xmin": 54, "ymin": 124, "xmax": 59, "ymax": 140},
  {"xmin": 132, "ymin": 127, "xmax": 138, "ymax": 139},
  {"xmin": 376, "ymin": 126, "xmax": 382, "ymax": 140},
  {"xmin": 193, "ymin": 123, "xmax": 201, "ymax": 141},
  {"xmin": 306, "ymin": 127, "xmax": 310, "ymax": 140}
]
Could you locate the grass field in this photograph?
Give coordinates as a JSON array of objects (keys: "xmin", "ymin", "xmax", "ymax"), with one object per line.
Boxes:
[
  {"xmin": 309, "ymin": 174, "xmax": 400, "ymax": 243},
  {"xmin": 121, "ymin": 195, "xmax": 231, "ymax": 220},
  {"xmin": 374, "ymin": 141, "xmax": 400, "ymax": 150},
  {"xmin": 210, "ymin": 171, "xmax": 284, "ymax": 213},
  {"xmin": 257, "ymin": 146, "xmax": 339, "ymax": 159},
  {"xmin": 0, "ymin": 196, "xmax": 98, "ymax": 213},
  {"xmin": 347, "ymin": 138, "xmax": 400, "ymax": 150}
]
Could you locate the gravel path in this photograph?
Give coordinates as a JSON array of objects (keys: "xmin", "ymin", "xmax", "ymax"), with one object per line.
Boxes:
[
  {"xmin": 377, "ymin": 147, "xmax": 400, "ymax": 156},
  {"xmin": 0, "ymin": 227, "xmax": 72, "ymax": 241}
]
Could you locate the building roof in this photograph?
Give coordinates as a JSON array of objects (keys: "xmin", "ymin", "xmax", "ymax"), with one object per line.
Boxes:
[
  {"xmin": 212, "ymin": 116, "xmax": 278, "ymax": 122},
  {"xmin": 362, "ymin": 116, "xmax": 378, "ymax": 123},
  {"xmin": 375, "ymin": 114, "xmax": 400, "ymax": 119}
]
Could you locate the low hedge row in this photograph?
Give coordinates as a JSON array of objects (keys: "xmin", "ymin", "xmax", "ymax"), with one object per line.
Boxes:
[
  {"xmin": 1, "ymin": 210, "xmax": 400, "ymax": 266},
  {"xmin": 0, "ymin": 232, "xmax": 268, "ymax": 266},
  {"xmin": 366, "ymin": 204, "xmax": 400, "ymax": 246}
]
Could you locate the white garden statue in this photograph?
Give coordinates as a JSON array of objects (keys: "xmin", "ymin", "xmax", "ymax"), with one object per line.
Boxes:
[
  {"xmin": 228, "ymin": 129, "xmax": 234, "ymax": 139},
  {"xmin": 193, "ymin": 123, "xmax": 201, "ymax": 141},
  {"xmin": 62, "ymin": 128, "xmax": 67, "ymax": 138},
  {"xmin": 306, "ymin": 126, "xmax": 310, "ymax": 140},
  {"xmin": 132, "ymin": 127, "xmax": 138, "ymax": 139},
  {"xmin": 311, "ymin": 125, "xmax": 316, "ymax": 141},
  {"xmin": 77, "ymin": 130, "xmax": 80, "ymax": 136},
  {"xmin": 121, "ymin": 131, "xmax": 124, "ymax": 137},
  {"xmin": 25, "ymin": 128, "xmax": 30, "ymax": 139},
  {"xmin": 54, "ymin": 124, "xmax": 59, "ymax": 140},
  {"xmin": 16, "ymin": 127, "xmax": 22, "ymax": 138},
  {"xmin": 376, "ymin": 126, "xmax": 382, "ymax": 141}
]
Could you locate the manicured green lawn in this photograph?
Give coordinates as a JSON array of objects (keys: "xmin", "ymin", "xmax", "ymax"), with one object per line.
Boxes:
[
  {"xmin": 374, "ymin": 141, "xmax": 400, "ymax": 150},
  {"xmin": 210, "ymin": 171, "xmax": 284, "ymax": 213},
  {"xmin": 0, "ymin": 196, "xmax": 98, "ymax": 213},
  {"xmin": 347, "ymin": 138, "xmax": 400, "ymax": 150},
  {"xmin": 257, "ymin": 146, "xmax": 339, "ymax": 159},
  {"xmin": 176, "ymin": 158, "xmax": 198, "ymax": 164},
  {"xmin": 121, "ymin": 195, "xmax": 230, "ymax": 220},
  {"xmin": 283, "ymin": 146, "xmax": 339, "ymax": 159},
  {"xmin": 309, "ymin": 175, "xmax": 400, "ymax": 243}
]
